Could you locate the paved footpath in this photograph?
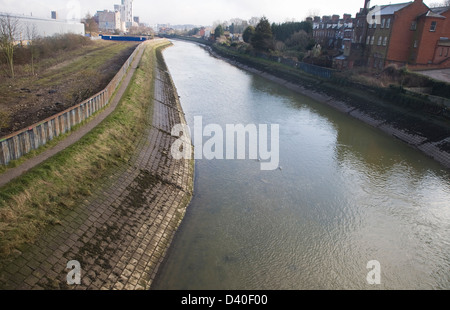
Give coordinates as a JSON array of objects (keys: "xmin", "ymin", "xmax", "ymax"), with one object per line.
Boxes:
[{"xmin": 0, "ymin": 40, "xmax": 194, "ymax": 290}]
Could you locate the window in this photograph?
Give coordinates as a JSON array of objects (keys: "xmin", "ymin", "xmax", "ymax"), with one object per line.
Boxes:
[
  {"xmin": 440, "ymin": 48, "xmax": 443, "ymax": 56},
  {"xmin": 378, "ymin": 37, "xmax": 382, "ymax": 45},
  {"xmin": 430, "ymin": 21, "xmax": 437, "ymax": 32},
  {"xmin": 370, "ymin": 36, "xmax": 375, "ymax": 45},
  {"xmin": 411, "ymin": 21, "xmax": 417, "ymax": 30},
  {"xmin": 414, "ymin": 40, "xmax": 418, "ymax": 48},
  {"xmin": 373, "ymin": 20, "xmax": 377, "ymax": 29},
  {"xmin": 360, "ymin": 35, "xmax": 363, "ymax": 43},
  {"xmin": 383, "ymin": 37, "xmax": 388, "ymax": 46},
  {"xmin": 366, "ymin": 36, "xmax": 370, "ymax": 44},
  {"xmin": 386, "ymin": 18, "xmax": 391, "ymax": 28},
  {"xmin": 357, "ymin": 19, "xmax": 360, "ymax": 27},
  {"xmin": 381, "ymin": 19, "xmax": 385, "ymax": 28}
]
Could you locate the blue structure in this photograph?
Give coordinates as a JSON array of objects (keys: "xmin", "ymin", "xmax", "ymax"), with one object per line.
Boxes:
[{"xmin": 101, "ymin": 35, "xmax": 148, "ymax": 42}]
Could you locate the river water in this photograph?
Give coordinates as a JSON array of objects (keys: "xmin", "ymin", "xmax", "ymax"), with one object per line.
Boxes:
[{"xmin": 152, "ymin": 40, "xmax": 450, "ymax": 290}]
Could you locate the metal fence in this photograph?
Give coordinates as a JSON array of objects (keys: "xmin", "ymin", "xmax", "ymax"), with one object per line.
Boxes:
[
  {"xmin": 253, "ymin": 51, "xmax": 335, "ymax": 79},
  {"xmin": 297, "ymin": 62, "xmax": 334, "ymax": 79},
  {"xmin": 0, "ymin": 42, "xmax": 145, "ymax": 166}
]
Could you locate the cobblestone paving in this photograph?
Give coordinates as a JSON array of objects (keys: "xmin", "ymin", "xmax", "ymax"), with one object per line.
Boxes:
[{"xmin": 0, "ymin": 46, "xmax": 194, "ymax": 290}]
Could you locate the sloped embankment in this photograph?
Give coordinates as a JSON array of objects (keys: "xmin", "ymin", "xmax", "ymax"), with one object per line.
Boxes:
[{"xmin": 0, "ymin": 40, "xmax": 194, "ymax": 290}]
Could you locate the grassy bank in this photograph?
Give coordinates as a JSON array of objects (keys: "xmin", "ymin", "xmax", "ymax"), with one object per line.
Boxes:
[
  {"xmin": 0, "ymin": 39, "xmax": 172, "ymax": 263},
  {"xmin": 0, "ymin": 39, "xmax": 139, "ymax": 136}
]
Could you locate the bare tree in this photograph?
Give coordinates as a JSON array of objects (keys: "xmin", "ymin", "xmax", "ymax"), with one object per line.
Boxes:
[
  {"xmin": 82, "ymin": 13, "xmax": 99, "ymax": 36},
  {"xmin": 26, "ymin": 23, "xmax": 39, "ymax": 76},
  {"xmin": 0, "ymin": 14, "xmax": 20, "ymax": 78},
  {"xmin": 249, "ymin": 17, "xmax": 261, "ymax": 27},
  {"xmin": 305, "ymin": 8, "xmax": 321, "ymax": 19}
]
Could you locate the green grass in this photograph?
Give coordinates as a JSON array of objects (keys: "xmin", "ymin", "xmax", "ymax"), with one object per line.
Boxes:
[
  {"xmin": 0, "ymin": 40, "xmax": 138, "ymax": 138},
  {"xmin": 0, "ymin": 113, "xmax": 99, "ymax": 175},
  {"xmin": 36, "ymin": 42, "xmax": 135, "ymax": 87},
  {"xmin": 0, "ymin": 40, "xmax": 172, "ymax": 263}
]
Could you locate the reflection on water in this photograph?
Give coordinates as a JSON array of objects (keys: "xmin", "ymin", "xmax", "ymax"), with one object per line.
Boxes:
[{"xmin": 151, "ymin": 40, "xmax": 450, "ymax": 290}]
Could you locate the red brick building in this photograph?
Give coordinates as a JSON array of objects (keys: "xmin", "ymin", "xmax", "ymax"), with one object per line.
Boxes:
[
  {"xmin": 344, "ymin": 0, "xmax": 450, "ymax": 70},
  {"xmin": 313, "ymin": 14, "xmax": 353, "ymax": 51},
  {"xmin": 409, "ymin": 6, "xmax": 450, "ymax": 69}
]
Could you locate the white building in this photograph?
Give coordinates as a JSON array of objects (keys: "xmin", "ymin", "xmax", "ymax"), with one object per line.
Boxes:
[
  {"xmin": 114, "ymin": 0, "xmax": 136, "ymax": 31},
  {"xmin": 0, "ymin": 12, "xmax": 85, "ymax": 42},
  {"xmin": 123, "ymin": 0, "xmax": 133, "ymax": 25}
]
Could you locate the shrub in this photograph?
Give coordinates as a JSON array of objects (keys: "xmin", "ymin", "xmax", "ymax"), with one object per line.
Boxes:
[
  {"xmin": 5, "ymin": 34, "xmax": 93, "ymax": 68},
  {"xmin": 0, "ymin": 110, "xmax": 10, "ymax": 134}
]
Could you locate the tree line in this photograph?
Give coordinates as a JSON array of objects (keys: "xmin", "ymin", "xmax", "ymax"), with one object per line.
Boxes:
[{"xmin": 240, "ymin": 17, "xmax": 315, "ymax": 57}]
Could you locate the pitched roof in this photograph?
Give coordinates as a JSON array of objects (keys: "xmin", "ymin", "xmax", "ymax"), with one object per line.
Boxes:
[
  {"xmin": 430, "ymin": 6, "xmax": 450, "ymax": 15},
  {"xmin": 378, "ymin": 2, "xmax": 412, "ymax": 16}
]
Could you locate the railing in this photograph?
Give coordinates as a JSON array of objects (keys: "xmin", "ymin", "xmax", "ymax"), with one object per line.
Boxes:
[
  {"xmin": 298, "ymin": 62, "xmax": 334, "ymax": 79},
  {"xmin": 0, "ymin": 42, "xmax": 145, "ymax": 166}
]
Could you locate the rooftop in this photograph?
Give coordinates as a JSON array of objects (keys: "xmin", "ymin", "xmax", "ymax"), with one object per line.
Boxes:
[
  {"xmin": 430, "ymin": 6, "xmax": 450, "ymax": 15},
  {"xmin": 377, "ymin": 2, "xmax": 411, "ymax": 16}
]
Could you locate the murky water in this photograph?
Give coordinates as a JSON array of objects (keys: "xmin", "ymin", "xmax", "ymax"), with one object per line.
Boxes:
[{"xmin": 152, "ymin": 40, "xmax": 450, "ymax": 290}]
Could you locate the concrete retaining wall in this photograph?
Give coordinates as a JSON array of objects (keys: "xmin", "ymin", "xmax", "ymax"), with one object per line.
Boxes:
[{"xmin": 0, "ymin": 42, "xmax": 145, "ymax": 166}]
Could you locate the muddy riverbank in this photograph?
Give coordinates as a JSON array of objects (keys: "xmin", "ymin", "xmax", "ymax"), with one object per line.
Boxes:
[{"xmin": 199, "ymin": 43, "xmax": 450, "ymax": 170}]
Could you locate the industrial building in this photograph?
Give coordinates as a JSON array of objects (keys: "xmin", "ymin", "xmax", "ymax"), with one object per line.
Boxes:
[{"xmin": 0, "ymin": 12, "xmax": 85, "ymax": 42}]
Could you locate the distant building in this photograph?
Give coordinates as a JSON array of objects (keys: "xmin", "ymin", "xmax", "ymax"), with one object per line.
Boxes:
[
  {"xmin": 0, "ymin": 12, "xmax": 85, "ymax": 42},
  {"xmin": 113, "ymin": 0, "xmax": 136, "ymax": 32},
  {"xmin": 97, "ymin": 10, "xmax": 121, "ymax": 33},
  {"xmin": 123, "ymin": 0, "xmax": 133, "ymax": 25},
  {"xmin": 346, "ymin": 0, "xmax": 450, "ymax": 70},
  {"xmin": 312, "ymin": 13, "xmax": 353, "ymax": 53},
  {"xmin": 158, "ymin": 27, "xmax": 175, "ymax": 35},
  {"xmin": 410, "ymin": 6, "xmax": 450, "ymax": 69}
]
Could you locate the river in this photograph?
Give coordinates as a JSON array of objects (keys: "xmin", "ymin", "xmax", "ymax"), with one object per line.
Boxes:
[{"xmin": 151, "ymin": 40, "xmax": 450, "ymax": 290}]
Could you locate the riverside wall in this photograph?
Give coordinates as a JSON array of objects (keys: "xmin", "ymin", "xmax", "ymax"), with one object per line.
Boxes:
[
  {"xmin": 203, "ymin": 44, "xmax": 450, "ymax": 170},
  {"xmin": 0, "ymin": 41, "xmax": 195, "ymax": 290}
]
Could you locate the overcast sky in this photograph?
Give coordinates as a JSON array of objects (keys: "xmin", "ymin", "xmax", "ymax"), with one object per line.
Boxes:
[{"xmin": 0, "ymin": 0, "xmax": 442, "ymax": 26}]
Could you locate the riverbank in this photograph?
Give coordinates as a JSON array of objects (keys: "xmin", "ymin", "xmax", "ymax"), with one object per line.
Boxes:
[
  {"xmin": 199, "ymin": 42, "xmax": 450, "ymax": 170},
  {"xmin": 0, "ymin": 39, "xmax": 139, "ymax": 137},
  {"xmin": 0, "ymin": 39, "xmax": 194, "ymax": 290}
]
